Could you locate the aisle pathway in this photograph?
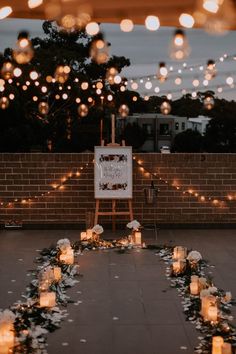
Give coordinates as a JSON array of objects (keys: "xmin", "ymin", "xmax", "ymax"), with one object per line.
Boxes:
[{"xmin": 0, "ymin": 229, "xmax": 236, "ymax": 354}]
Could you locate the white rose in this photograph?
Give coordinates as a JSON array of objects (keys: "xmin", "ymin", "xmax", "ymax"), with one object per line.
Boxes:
[
  {"xmin": 187, "ymin": 250, "xmax": 202, "ymax": 263},
  {"xmin": 126, "ymin": 220, "xmax": 141, "ymax": 231},
  {"xmin": 92, "ymin": 224, "xmax": 104, "ymax": 235}
]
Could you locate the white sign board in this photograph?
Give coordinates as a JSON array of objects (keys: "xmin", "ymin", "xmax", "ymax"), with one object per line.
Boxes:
[{"xmin": 94, "ymin": 146, "xmax": 133, "ymax": 199}]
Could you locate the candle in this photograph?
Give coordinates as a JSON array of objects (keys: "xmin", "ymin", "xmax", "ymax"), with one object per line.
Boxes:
[
  {"xmin": 172, "ymin": 259, "xmax": 186, "ymax": 274},
  {"xmin": 59, "ymin": 248, "xmax": 74, "ymax": 264},
  {"xmin": 134, "ymin": 231, "xmax": 142, "ymax": 245},
  {"xmin": 86, "ymin": 229, "xmax": 93, "ymax": 239},
  {"xmin": 199, "ymin": 277, "xmax": 207, "ymax": 290},
  {"xmin": 190, "ymin": 282, "xmax": 199, "ymax": 295},
  {"xmin": 80, "ymin": 231, "xmax": 87, "ymax": 240},
  {"xmin": 207, "ymin": 305, "xmax": 218, "ymax": 322},
  {"xmin": 201, "ymin": 295, "xmax": 216, "ymax": 319},
  {"xmin": 212, "ymin": 336, "xmax": 224, "ymax": 354},
  {"xmin": 0, "ymin": 324, "xmax": 14, "ymax": 354},
  {"xmin": 191, "ymin": 275, "xmax": 199, "ymax": 283},
  {"xmin": 222, "ymin": 343, "xmax": 232, "ymax": 354},
  {"xmin": 173, "ymin": 246, "xmax": 187, "ymax": 260},
  {"xmin": 53, "ymin": 267, "xmax": 61, "ymax": 282},
  {"xmin": 39, "ymin": 291, "xmax": 56, "ymax": 308}
]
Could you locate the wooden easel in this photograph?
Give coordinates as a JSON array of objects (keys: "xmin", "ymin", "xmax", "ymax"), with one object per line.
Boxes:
[{"xmin": 94, "ymin": 114, "xmax": 133, "ymax": 231}]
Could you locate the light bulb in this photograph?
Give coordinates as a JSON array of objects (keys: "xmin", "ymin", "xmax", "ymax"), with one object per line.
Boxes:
[
  {"xmin": 157, "ymin": 62, "xmax": 168, "ymax": 82},
  {"xmin": 28, "ymin": 0, "xmax": 43, "ymax": 9},
  {"xmin": 78, "ymin": 103, "xmax": 89, "ymax": 117},
  {"xmin": 86, "ymin": 22, "xmax": 100, "ymax": 35},
  {"xmin": 54, "ymin": 65, "xmax": 70, "ymax": 83},
  {"xmin": 204, "ymin": 95, "xmax": 214, "ymax": 110},
  {"xmin": 13, "ymin": 32, "xmax": 34, "ymax": 64},
  {"xmin": 38, "ymin": 102, "xmax": 49, "ymax": 115},
  {"xmin": 179, "ymin": 13, "xmax": 195, "ymax": 28},
  {"xmin": 160, "ymin": 101, "xmax": 171, "ymax": 115},
  {"xmin": 0, "ymin": 6, "xmax": 12, "ymax": 19},
  {"xmin": 120, "ymin": 19, "xmax": 134, "ymax": 32},
  {"xmin": 169, "ymin": 29, "xmax": 190, "ymax": 60},
  {"xmin": 145, "ymin": 15, "xmax": 160, "ymax": 31},
  {"xmin": 0, "ymin": 97, "xmax": 9, "ymax": 109},
  {"xmin": 205, "ymin": 59, "xmax": 217, "ymax": 80},
  {"xmin": 106, "ymin": 67, "xmax": 118, "ymax": 85},
  {"xmin": 1, "ymin": 61, "xmax": 14, "ymax": 80},
  {"xmin": 118, "ymin": 104, "xmax": 129, "ymax": 118},
  {"xmin": 90, "ymin": 39, "xmax": 109, "ymax": 64}
]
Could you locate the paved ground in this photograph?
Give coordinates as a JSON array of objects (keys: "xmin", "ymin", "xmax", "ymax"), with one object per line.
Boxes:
[{"xmin": 0, "ymin": 228, "xmax": 236, "ymax": 354}]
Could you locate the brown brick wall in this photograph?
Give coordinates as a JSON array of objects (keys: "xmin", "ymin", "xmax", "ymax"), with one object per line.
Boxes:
[{"xmin": 0, "ymin": 153, "xmax": 236, "ymax": 228}]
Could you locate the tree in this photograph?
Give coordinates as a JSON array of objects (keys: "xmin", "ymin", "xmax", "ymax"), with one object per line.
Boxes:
[
  {"xmin": 173, "ymin": 129, "xmax": 203, "ymax": 152},
  {"xmin": 122, "ymin": 122, "xmax": 147, "ymax": 150},
  {"xmin": 0, "ymin": 21, "xmax": 131, "ymax": 152}
]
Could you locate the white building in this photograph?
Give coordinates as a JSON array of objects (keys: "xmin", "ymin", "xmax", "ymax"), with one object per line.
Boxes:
[{"xmin": 187, "ymin": 116, "xmax": 211, "ymax": 134}]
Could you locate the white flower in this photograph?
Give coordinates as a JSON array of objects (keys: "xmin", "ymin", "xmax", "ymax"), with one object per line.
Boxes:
[
  {"xmin": 92, "ymin": 224, "xmax": 104, "ymax": 235},
  {"xmin": 126, "ymin": 220, "xmax": 141, "ymax": 231},
  {"xmin": 0, "ymin": 309, "xmax": 15, "ymax": 324},
  {"xmin": 208, "ymin": 286, "xmax": 218, "ymax": 294},
  {"xmin": 57, "ymin": 238, "xmax": 71, "ymax": 253},
  {"xmin": 187, "ymin": 250, "xmax": 202, "ymax": 263}
]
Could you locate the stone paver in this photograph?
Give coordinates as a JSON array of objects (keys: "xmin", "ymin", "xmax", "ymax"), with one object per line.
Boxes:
[{"xmin": 0, "ymin": 229, "xmax": 236, "ymax": 353}]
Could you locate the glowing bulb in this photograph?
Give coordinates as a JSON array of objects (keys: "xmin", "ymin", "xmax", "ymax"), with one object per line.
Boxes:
[
  {"xmin": 78, "ymin": 103, "xmax": 89, "ymax": 117},
  {"xmin": 145, "ymin": 15, "xmax": 160, "ymax": 31},
  {"xmin": 41, "ymin": 86, "xmax": 47, "ymax": 93},
  {"xmin": 179, "ymin": 13, "xmax": 195, "ymax": 28},
  {"xmin": 158, "ymin": 62, "xmax": 168, "ymax": 82},
  {"xmin": 203, "ymin": 0, "xmax": 219, "ymax": 13},
  {"xmin": 119, "ymin": 104, "xmax": 129, "ymax": 118},
  {"xmin": 62, "ymin": 93, "xmax": 68, "ymax": 100},
  {"xmin": 1, "ymin": 61, "xmax": 14, "ymax": 80},
  {"xmin": 107, "ymin": 94, "xmax": 113, "ymax": 101},
  {"xmin": 114, "ymin": 75, "xmax": 122, "ymax": 84},
  {"xmin": 13, "ymin": 67, "xmax": 22, "ymax": 77},
  {"xmin": 145, "ymin": 81, "xmax": 152, "ymax": 90},
  {"xmin": 204, "ymin": 95, "xmax": 214, "ymax": 110},
  {"xmin": 90, "ymin": 39, "xmax": 109, "ymax": 64},
  {"xmin": 0, "ymin": 96, "xmax": 9, "ymax": 109},
  {"xmin": 28, "ymin": 0, "xmax": 43, "ymax": 9},
  {"xmin": 154, "ymin": 86, "xmax": 160, "ymax": 93},
  {"xmin": 192, "ymin": 79, "xmax": 200, "ymax": 87},
  {"xmin": 86, "ymin": 22, "xmax": 100, "ymax": 35},
  {"xmin": 81, "ymin": 82, "xmax": 89, "ymax": 90},
  {"xmin": 226, "ymin": 76, "xmax": 234, "ymax": 85},
  {"xmin": 132, "ymin": 96, "xmax": 138, "ymax": 102},
  {"xmin": 38, "ymin": 101, "xmax": 49, "ymax": 115},
  {"xmin": 0, "ymin": 6, "xmax": 12, "ymax": 19},
  {"xmin": 120, "ymin": 19, "xmax": 134, "ymax": 32},
  {"xmin": 131, "ymin": 82, "xmax": 138, "ymax": 90},
  {"xmin": 175, "ymin": 77, "xmax": 182, "ymax": 85},
  {"xmin": 160, "ymin": 101, "xmax": 171, "ymax": 115},
  {"xmin": 170, "ymin": 29, "xmax": 190, "ymax": 60},
  {"xmin": 13, "ymin": 32, "xmax": 34, "ymax": 64}
]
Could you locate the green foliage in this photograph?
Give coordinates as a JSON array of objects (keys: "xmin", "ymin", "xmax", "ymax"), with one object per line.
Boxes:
[
  {"xmin": 122, "ymin": 122, "xmax": 147, "ymax": 150},
  {"xmin": 173, "ymin": 129, "xmax": 203, "ymax": 152}
]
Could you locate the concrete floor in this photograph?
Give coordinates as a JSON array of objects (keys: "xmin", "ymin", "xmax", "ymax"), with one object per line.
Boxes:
[{"xmin": 0, "ymin": 228, "xmax": 236, "ymax": 354}]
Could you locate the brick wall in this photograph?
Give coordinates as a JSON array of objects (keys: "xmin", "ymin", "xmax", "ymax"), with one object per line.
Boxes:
[{"xmin": 0, "ymin": 153, "xmax": 236, "ymax": 228}]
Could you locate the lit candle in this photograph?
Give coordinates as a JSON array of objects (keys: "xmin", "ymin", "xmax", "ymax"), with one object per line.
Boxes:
[
  {"xmin": 53, "ymin": 267, "xmax": 61, "ymax": 282},
  {"xmin": 207, "ymin": 304, "xmax": 218, "ymax": 322},
  {"xmin": 0, "ymin": 324, "xmax": 14, "ymax": 354},
  {"xmin": 173, "ymin": 246, "xmax": 187, "ymax": 260},
  {"xmin": 201, "ymin": 295, "xmax": 216, "ymax": 319},
  {"xmin": 222, "ymin": 343, "xmax": 232, "ymax": 354},
  {"xmin": 199, "ymin": 277, "xmax": 207, "ymax": 290},
  {"xmin": 134, "ymin": 231, "xmax": 142, "ymax": 245},
  {"xmin": 191, "ymin": 275, "xmax": 199, "ymax": 283},
  {"xmin": 172, "ymin": 259, "xmax": 186, "ymax": 274},
  {"xmin": 190, "ymin": 282, "xmax": 199, "ymax": 295},
  {"xmin": 86, "ymin": 229, "xmax": 93, "ymax": 239},
  {"xmin": 39, "ymin": 291, "xmax": 56, "ymax": 308},
  {"xmin": 59, "ymin": 248, "xmax": 74, "ymax": 264},
  {"xmin": 212, "ymin": 336, "xmax": 224, "ymax": 354},
  {"xmin": 80, "ymin": 231, "xmax": 87, "ymax": 240}
]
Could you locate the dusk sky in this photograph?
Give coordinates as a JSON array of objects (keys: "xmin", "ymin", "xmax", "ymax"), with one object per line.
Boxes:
[{"xmin": 0, "ymin": 19, "xmax": 236, "ymax": 100}]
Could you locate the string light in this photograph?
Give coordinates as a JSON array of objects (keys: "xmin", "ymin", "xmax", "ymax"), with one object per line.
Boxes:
[
  {"xmin": 0, "ymin": 6, "xmax": 12, "ymax": 19},
  {"xmin": 145, "ymin": 15, "xmax": 160, "ymax": 31},
  {"xmin": 133, "ymin": 156, "xmax": 229, "ymax": 208},
  {"xmin": 169, "ymin": 29, "xmax": 190, "ymax": 60},
  {"xmin": 2, "ymin": 162, "xmax": 91, "ymax": 210},
  {"xmin": 120, "ymin": 19, "xmax": 134, "ymax": 32}
]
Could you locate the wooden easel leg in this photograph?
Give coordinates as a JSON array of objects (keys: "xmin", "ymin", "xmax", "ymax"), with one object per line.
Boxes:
[
  {"xmin": 95, "ymin": 199, "xmax": 99, "ymax": 225},
  {"xmin": 128, "ymin": 199, "xmax": 133, "ymax": 221},
  {"xmin": 112, "ymin": 199, "xmax": 116, "ymax": 232}
]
